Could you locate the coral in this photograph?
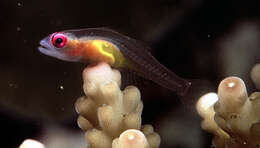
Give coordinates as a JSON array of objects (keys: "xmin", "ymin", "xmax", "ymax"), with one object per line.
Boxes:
[
  {"xmin": 75, "ymin": 62, "xmax": 160, "ymax": 148},
  {"xmin": 19, "ymin": 139, "xmax": 45, "ymax": 148},
  {"xmin": 251, "ymin": 63, "xmax": 260, "ymax": 90},
  {"xmin": 196, "ymin": 76, "xmax": 260, "ymax": 148}
]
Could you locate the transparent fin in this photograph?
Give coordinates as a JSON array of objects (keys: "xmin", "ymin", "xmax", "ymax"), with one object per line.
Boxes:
[{"xmin": 126, "ymin": 55, "xmax": 191, "ymax": 96}]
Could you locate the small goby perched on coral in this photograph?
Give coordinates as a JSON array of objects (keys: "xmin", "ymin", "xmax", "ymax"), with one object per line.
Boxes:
[
  {"xmin": 196, "ymin": 76, "xmax": 260, "ymax": 148},
  {"xmin": 38, "ymin": 28, "xmax": 191, "ymax": 96},
  {"xmin": 75, "ymin": 62, "xmax": 160, "ymax": 148}
]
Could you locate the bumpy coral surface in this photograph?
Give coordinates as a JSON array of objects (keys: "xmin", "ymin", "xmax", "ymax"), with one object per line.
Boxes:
[
  {"xmin": 75, "ymin": 62, "xmax": 160, "ymax": 148},
  {"xmin": 197, "ymin": 76, "xmax": 260, "ymax": 148}
]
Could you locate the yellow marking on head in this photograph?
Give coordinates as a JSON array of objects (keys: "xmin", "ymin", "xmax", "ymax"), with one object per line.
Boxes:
[
  {"xmin": 91, "ymin": 40, "xmax": 116, "ymax": 64},
  {"xmin": 88, "ymin": 40, "xmax": 128, "ymax": 68}
]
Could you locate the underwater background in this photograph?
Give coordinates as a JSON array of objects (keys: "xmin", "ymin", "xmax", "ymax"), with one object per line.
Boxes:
[{"xmin": 1, "ymin": 0, "xmax": 260, "ymax": 147}]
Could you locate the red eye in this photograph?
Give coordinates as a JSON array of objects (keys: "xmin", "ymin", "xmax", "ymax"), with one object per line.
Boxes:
[{"xmin": 51, "ymin": 33, "xmax": 67, "ymax": 48}]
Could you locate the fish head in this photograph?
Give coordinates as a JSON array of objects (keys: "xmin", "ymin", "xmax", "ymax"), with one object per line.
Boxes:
[{"xmin": 38, "ymin": 32, "xmax": 83, "ymax": 62}]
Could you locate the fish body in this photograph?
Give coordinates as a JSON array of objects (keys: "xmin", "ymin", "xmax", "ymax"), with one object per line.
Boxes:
[{"xmin": 38, "ymin": 28, "xmax": 191, "ymax": 95}]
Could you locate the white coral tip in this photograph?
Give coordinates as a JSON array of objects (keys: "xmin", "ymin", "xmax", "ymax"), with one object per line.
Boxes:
[
  {"xmin": 19, "ymin": 139, "xmax": 45, "ymax": 148},
  {"xmin": 118, "ymin": 129, "xmax": 149, "ymax": 148}
]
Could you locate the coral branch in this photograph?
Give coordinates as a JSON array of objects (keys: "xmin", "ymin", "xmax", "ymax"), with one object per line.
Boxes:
[
  {"xmin": 75, "ymin": 62, "xmax": 160, "ymax": 148},
  {"xmin": 197, "ymin": 76, "xmax": 260, "ymax": 148}
]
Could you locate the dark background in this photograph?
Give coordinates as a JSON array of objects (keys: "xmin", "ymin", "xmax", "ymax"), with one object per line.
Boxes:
[{"xmin": 1, "ymin": 0, "xmax": 260, "ymax": 147}]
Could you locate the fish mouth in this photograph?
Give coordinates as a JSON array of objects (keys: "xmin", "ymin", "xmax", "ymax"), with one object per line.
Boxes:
[
  {"xmin": 38, "ymin": 36, "xmax": 55, "ymax": 52},
  {"xmin": 38, "ymin": 38, "xmax": 56, "ymax": 57},
  {"xmin": 38, "ymin": 39, "xmax": 50, "ymax": 50}
]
